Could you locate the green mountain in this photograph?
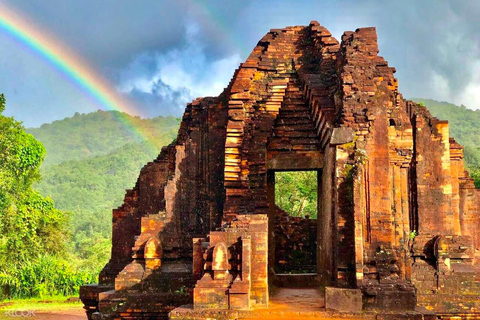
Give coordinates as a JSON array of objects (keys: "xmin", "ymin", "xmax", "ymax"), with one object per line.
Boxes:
[
  {"xmin": 27, "ymin": 110, "xmax": 180, "ymax": 269},
  {"xmin": 28, "ymin": 110, "xmax": 179, "ymax": 166}
]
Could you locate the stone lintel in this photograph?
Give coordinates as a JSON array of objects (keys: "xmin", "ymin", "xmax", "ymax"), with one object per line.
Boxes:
[{"xmin": 267, "ymin": 151, "xmax": 323, "ymax": 170}]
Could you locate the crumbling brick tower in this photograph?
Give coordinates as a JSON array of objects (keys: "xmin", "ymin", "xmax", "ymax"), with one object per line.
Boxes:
[{"xmin": 81, "ymin": 21, "xmax": 480, "ymax": 320}]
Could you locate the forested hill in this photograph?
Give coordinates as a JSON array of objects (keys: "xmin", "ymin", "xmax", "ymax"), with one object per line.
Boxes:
[
  {"xmin": 412, "ymin": 98, "xmax": 480, "ymax": 168},
  {"xmin": 27, "ymin": 110, "xmax": 180, "ymax": 166},
  {"xmin": 27, "ymin": 110, "xmax": 180, "ymax": 270}
]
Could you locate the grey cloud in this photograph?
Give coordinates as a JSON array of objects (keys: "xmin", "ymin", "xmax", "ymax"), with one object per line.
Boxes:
[
  {"xmin": 363, "ymin": 0, "xmax": 480, "ymax": 102},
  {"xmin": 127, "ymin": 80, "xmax": 191, "ymax": 117},
  {"xmin": 118, "ymin": 22, "xmax": 241, "ymax": 117},
  {"xmin": 2, "ymin": 0, "xmax": 480, "ymax": 127},
  {"xmin": 1, "ymin": 0, "xmax": 191, "ymax": 72}
]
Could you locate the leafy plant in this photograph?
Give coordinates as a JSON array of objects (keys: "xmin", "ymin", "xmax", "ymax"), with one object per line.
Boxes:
[
  {"xmin": 0, "ymin": 95, "xmax": 98, "ymax": 299},
  {"xmin": 275, "ymin": 171, "xmax": 318, "ymax": 218},
  {"xmin": 0, "ymin": 255, "xmax": 98, "ymax": 298},
  {"xmin": 409, "ymin": 230, "xmax": 417, "ymax": 240}
]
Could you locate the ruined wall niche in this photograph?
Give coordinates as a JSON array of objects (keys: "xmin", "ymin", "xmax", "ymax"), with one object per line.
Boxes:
[
  {"xmin": 144, "ymin": 236, "xmax": 162, "ymax": 270},
  {"xmin": 212, "ymin": 242, "xmax": 229, "ymax": 271},
  {"xmin": 144, "ymin": 237, "xmax": 162, "ymax": 259}
]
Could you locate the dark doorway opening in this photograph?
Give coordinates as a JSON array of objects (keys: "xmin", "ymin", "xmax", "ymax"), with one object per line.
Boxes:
[{"xmin": 273, "ymin": 170, "xmax": 318, "ymax": 275}]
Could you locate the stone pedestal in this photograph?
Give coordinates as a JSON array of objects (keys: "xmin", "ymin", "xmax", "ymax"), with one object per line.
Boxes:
[
  {"xmin": 192, "ymin": 215, "xmax": 267, "ymax": 311},
  {"xmin": 325, "ymin": 287, "xmax": 362, "ymax": 312}
]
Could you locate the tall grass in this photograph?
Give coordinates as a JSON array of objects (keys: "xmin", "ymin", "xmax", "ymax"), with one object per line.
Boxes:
[{"xmin": 0, "ymin": 255, "xmax": 98, "ymax": 299}]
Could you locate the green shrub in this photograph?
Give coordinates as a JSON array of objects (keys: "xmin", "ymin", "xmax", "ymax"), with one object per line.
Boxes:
[{"xmin": 0, "ymin": 255, "xmax": 98, "ymax": 299}]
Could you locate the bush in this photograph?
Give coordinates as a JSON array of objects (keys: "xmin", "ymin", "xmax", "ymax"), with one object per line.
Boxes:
[
  {"xmin": 0, "ymin": 255, "xmax": 98, "ymax": 299},
  {"xmin": 0, "ymin": 95, "xmax": 97, "ymax": 300}
]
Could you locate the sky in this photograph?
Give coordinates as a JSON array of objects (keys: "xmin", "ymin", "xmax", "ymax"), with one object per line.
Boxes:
[{"xmin": 0, "ymin": 0, "xmax": 479, "ymax": 127}]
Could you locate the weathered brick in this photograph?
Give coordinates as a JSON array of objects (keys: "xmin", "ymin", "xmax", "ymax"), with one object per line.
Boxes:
[{"xmin": 80, "ymin": 21, "xmax": 480, "ymax": 320}]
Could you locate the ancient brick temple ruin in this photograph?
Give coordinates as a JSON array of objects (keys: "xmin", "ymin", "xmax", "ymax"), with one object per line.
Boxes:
[{"xmin": 80, "ymin": 21, "xmax": 480, "ymax": 319}]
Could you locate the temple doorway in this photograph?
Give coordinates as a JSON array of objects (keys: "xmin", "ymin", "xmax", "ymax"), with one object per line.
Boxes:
[
  {"xmin": 274, "ymin": 170, "xmax": 318, "ymax": 274},
  {"xmin": 267, "ymin": 168, "xmax": 322, "ymax": 288}
]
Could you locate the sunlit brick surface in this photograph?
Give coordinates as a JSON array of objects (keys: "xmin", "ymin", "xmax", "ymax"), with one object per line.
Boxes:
[{"xmin": 80, "ymin": 21, "xmax": 480, "ymax": 320}]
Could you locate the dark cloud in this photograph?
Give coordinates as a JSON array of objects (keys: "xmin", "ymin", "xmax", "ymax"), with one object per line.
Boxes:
[
  {"xmin": 359, "ymin": 0, "xmax": 480, "ymax": 105},
  {"xmin": 1, "ymin": 0, "xmax": 480, "ymax": 126},
  {"xmin": 1, "ymin": 0, "xmax": 190, "ymax": 71}
]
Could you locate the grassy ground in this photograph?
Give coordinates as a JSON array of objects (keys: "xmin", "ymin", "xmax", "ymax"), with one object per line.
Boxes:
[
  {"xmin": 0, "ymin": 295, "xmax": 83, "ymax": 311},
  {"xmin": 0, "ymin": 296, "xmax": 86, "ymax": 319}
]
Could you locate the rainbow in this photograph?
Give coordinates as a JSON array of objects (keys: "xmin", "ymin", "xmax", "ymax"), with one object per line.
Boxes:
[{"xmin": 0, "ymin": 3, "xmax": 156, "ymax": 147}]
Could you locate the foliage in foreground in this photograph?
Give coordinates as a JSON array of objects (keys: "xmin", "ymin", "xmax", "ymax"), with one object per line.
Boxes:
[
  {"xmin": 0, "ymin": 255, "xmax": 96, "ymax": 298},
  {"xmin": 0, "ymin": 94, "xmax": 96, "ymax": 299},
  {"xmin": 0, "ymin": 108, "xmax": 180, "ymax": 299}
]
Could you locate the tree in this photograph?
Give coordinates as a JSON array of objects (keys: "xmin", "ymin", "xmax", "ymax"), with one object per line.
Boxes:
[
  {"xmin": 0, "ymin": 95, "xmax": 70, "ymax": 297},
  {"xmin": 0, "ymin": 94, "xmax": 5, "ymax": 113},
  {"xmin": 275, "ymin": 171, "xmax": 318, "ymax": 218}
]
